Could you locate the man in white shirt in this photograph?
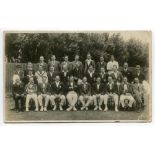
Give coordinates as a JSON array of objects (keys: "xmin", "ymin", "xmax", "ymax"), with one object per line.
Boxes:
[{"xmin": 107, "ymin": 55, "xmax": 119, "ymax": 74}]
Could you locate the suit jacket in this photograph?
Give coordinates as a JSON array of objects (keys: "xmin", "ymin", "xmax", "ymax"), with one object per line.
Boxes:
[
  {"xmin": 96, "ymin": 61, "xmax": 107, "ymax": 73},
  {"xmin": 110, "ymin": 71, "xmax": 123, "ymax": 83},
  {"xmin": 12, "ymin": 82, "xmax": 25, "ymax": 96},
  {"xmin": 132, "ymin": 83, "xmax": 144, "ymax": 95},
  {"xmin": 72, "ymin": 60, "xmax": 83, "ymax": 71},
  {"xmin": 133, "ymin": 72, "xmax": 145, "ymax": 83},
  {"xmin": 65, "ymin": 82, "xmax": 79, "ymax": 94},
  {"xmin": 59, "ymin": 71, "xmax": 70, "ymax": 84},
  {"xmin": 84, "ymin": 59, "xmax": 95, "ymax": 73},
  {"xmin": 79, "ymin": 83, "xmax": 91, "ymax": 96},
  {"xmin": 119, "ymin": 82, "xmax": 132, "ymax": 95},
  {"xmin": 85, "ymin": 71, "xmax": 96, "ymax": 85},
  {"xmin": 48, "ymin": 60, "xmax": 60, "ymax": 72},
  {"xmin": 97, "ymin": 72, "xmax": 108, "ymax": 84},
  {"xmin": 71, "ymin": 68, "xmax": 83, "ymax": 80},
  {"xmin": 121, "ymin": 69, "xmax": 133, "ymax": 83},
  {"xmin": 37, "ymin": 82, "xmax": 51, "ymax": 95},
  {"xmin": 50, "ymin": 82, "xmax": 64, "ymax": 95},
  {"xmin": 60, "ymin": 61, "xmax": 72, "ymax": 72},
  {"xmin": 47, "ymin": 71, "xmax": 58, "ymax": 85},
  {"xmin": 92, "ymin": 83, "xmax": 107, "ymax": 95},
  {"xmin": 106, "ymin": 82, "xmax": 118, "ymax": 94}
]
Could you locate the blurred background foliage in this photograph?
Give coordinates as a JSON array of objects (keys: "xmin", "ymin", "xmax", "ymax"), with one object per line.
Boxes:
[{"xmin": 5, "ymin": 33, "xmax": 149, "ymax": 67}]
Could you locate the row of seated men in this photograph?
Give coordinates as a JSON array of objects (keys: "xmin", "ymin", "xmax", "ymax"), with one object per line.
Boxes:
[{"xmin": 12, "ymin": 62, "xmax": 146, "ymax": 113}]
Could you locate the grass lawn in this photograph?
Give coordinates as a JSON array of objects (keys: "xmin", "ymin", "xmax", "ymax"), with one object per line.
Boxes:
[{"xmin": 4, "ymin": 94, "xmax": 150, "ymax": 122}]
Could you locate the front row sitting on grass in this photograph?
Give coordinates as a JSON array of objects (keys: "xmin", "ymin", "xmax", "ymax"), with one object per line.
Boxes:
[{"xmin": 12, "ymin": 75, "xmax": 145, "ymax": 113}]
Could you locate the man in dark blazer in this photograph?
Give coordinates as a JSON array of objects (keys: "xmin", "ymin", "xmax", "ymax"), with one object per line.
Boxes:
[
  {"xmin": 92, "ymin": 77, "xmax": 108, "ymax": 111},
  {"xmin": 48, "ymin": 55, "xmax": 60, "ymax": 73},
  {"xmin": 96, "ymin": 55, "xmax": 107, "ymax": 73},
  {"xmin": 13, "ymin": 64, "xmax": 24, "ymax": 84},
  {"xmin": 121, "ymin": 62, "xmax": 133, "ymax": 83},
  {"xmin": 97, "ymin": 67, "xmax": 108, "ymax": 84},
  {"xmin": 85, "ymin": 65, "xmax": 96, "ymax": 86},
  {"xmin": 12, "ymin": 78, "xmax": 25, "ymax": 112},
  {"xmin": 59, "ymin": 65, "xmax": 70, "ymax": 85},
  {"xmin": 84, "ymin": 53, "xmax": 95, "ymax": 74},
  {"xmin": 47, "ymin": 66, "xmax": 58, "ymax": 85},
  {"xmin": 71, "ymin": 63, "xmax": 83, "ymax": 84},
  {"xmin": 79, "ymin": 77, "xmax": 92, "ymax": 111},
  {"xmin": 106, "ymin": 76, "xmax": 119, "ymax": 112},
  {"xmin": 49, "ymin": 75, "xmax": 65, "ymax": 111},
  {"xmin": 37, "ymin": 76, "xmax": 51, "ymax": 112}
]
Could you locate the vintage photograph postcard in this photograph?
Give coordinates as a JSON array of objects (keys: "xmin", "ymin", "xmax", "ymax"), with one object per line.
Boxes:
[{"xmin": 3, "ymin": 31, "xmax": 152, "ymax": 122}]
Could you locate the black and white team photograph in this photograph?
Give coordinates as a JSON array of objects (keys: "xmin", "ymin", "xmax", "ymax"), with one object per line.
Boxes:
[{"xmin": 4, "ymin": 31, "xmax": 151, "ymax": 122}]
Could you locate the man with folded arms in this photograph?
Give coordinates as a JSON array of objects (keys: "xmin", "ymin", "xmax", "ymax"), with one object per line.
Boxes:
[
  {"xmin": 37, "ymin": 76, "xmax": 51, "ymax": 112},
  {"xmin": 92, "ymin": 77, "xmax": 108, "ymax": 111},
  {"xmin": 79, "ymin": 77, "xmax": 92, "ymax": 111},
  {"xmin": 50, "ymin": 75, "xmax": 66, "ymax": 111},
  {"xmin": 25, "ymin": 77, "xmax": 38, "ymax": 112},
  {"xmin": 119, "ymin": 77, "xmax": 135, "ymax": 110}
]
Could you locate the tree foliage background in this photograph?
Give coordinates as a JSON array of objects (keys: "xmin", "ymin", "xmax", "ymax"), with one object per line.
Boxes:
[{"xmin": 5, "ymin": 33, "xmax": 149, "ymax": 67}]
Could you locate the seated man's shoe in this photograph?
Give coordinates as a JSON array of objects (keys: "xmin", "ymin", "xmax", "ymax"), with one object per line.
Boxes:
[
  {"xmin": 40, "ymin": 106, "xmax": 44, "ymax": 112},
  {"xmin": 99, "ymin": 106, "xmax": 102, "ymax": 111},
  {"xmin": 85, "ymin": 107, "xmax": 88, "ymax": 111},
  {"xmin": 104, "ymin": 107, "xmax": 108, "ymax": 112},
  {"xmin": 26, "ymin": 108, "xmax": 29, "ymax": 112},
  {"xmin": 81, "ymin": 107, "xmax": 85, "ymax": 111},
  {"xmin": 59, "ymin": 106, "xmax": 63, "ymax": 111},
  {"xmin": 66, "ymin": 107, "xmax": 72, "ymax": 111},
  {"xmin": 115, "ymin": 107, "xmax": 119, "ymax": 112},
  {"xmin": 44, "ymin": 107, "xmax": 47, "ymax": 112},
  {"xmin": 73, "ymin": 107, "xmax": 77, "ymax": 111},
  {"xmin": 94, "ymin": 106, "xmax": 98, "ymax": 111},
  {"xmin": 53, "ymin": 105, "xmax": 57, "ymax": 111},
  {"xmin": 35, "ymin": 108, "xmax": 38, "ymax": 112}
]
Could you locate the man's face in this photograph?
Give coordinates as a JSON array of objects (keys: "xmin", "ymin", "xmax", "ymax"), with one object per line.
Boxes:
[
  {"xmin": 75, "ymin": 55, "xmax": 79, "ymax": 60},
  {"xmin": 83, "ymin": 77, "xmax": 87, "ymax": 83},
  {"xmin": 96, "ymin": 78, "xmax": 101, "ymax": 83},
  {"xmin": 16, "ymin": 79, "xmax": 20, "ymax": 85},
  {"xmin": 64, "ymin": 56, "xmax": 68, "ymax": 62},
  {"xmin": 89, "ymin": 66, "xmax": 93, "ymax": 72},
  {"xmin": 100, "ymin": 67, "xmax": 105, "ymax": 73},
  {"xmin": 123, "ymin": 77, "xmax": 128, "ymax": 83},
  {"xmin": 55, "ymin": 76, "xmax": 60, "ymax": 82},
  {"xmin": 108, "ymin": 77, "xmax": 112, "ymax": 83},
  {"xmin": 134, "ymin": 78, "xmax": 139, "ymax": 84},
  {"xmin": 29, "ymin": 78, "xmax": 34, "ymax": 84},
  {"xmin": 111, "ymin": 56, "xmax": 114, "ymax": 61},
  {"xmin": 100, "ymin": 56, "xmax": 104, "ymax": 61},
  {"xmin": 87, "ymin": 54, "xmax": 91, "ymax": 59},
  {"xmin": 124, "ymin": 63, "xmax": 128, "ymax": 69},
  {"xmin": 113, "ymin": 66, "xmax": 117, "ymax": 72},
  {"xmin": 40, "ymin": 56, "xmax": 44, "ymax": 62},
  {"xmin": 51, "ymin": 55, "xmax": 55, "ymax": 61},
  {"xmin": 39, "ymin": 66, "xmax": 43, "ymax": 72},
  {"xmin": 49, "ymin": 66, "xmax": 54, "ymax": 72}
]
